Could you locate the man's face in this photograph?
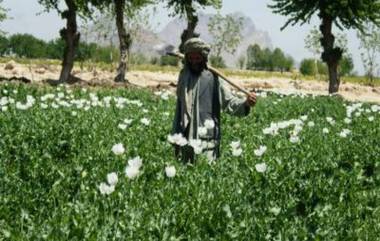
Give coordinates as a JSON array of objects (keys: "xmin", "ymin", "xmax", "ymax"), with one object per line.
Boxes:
[{"xmin": 187, "ymin": 52, "xmax": 205, "ymax": 74}]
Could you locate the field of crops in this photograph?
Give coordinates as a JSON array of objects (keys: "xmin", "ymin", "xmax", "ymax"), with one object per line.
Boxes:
[{"xmin": 0, "ymin": 82, "xmax": 379, "ymax": 240}]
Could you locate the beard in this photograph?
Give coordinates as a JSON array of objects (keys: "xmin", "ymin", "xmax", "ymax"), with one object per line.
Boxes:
[{"xmin": 188, "ymin": 62, "xmax": 206, "ymax": 75}]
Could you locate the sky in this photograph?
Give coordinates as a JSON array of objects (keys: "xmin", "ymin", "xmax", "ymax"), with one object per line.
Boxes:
[{"xmin": 0, "ymin": 0, "xmax": 366, "ymax": 74}]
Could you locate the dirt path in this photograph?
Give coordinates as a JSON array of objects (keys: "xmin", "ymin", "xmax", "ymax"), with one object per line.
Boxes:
[{"xmin": 1, "ymin": 61, "xmax": 379, "ymax": 103}]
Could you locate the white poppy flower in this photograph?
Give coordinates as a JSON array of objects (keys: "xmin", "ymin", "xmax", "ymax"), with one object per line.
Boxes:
[
  {"xmin": 165, "ymin": 166, "xmax": 176, "ymax": 178},
  {"xmin": 269, "ymin": 207, "xmax": 281, "ymax": 215},
  {"xmin": 161, "ymin": 93, "xmax": 169, "ymax": 100},
  {"xmin": 204, "ymin": 119, "xmax": 215, "ymax": 129},
  {"xmin": 255, "ymin": 163, "xmax": 267, "ymax": 173},
  {"xmin": 118, "ymin": 123, "xmax": 127, "ymax": 130},
  {"xmin": 167, "ymin": 133, "xmax": 188, "ymax": 146},
  {"xmin": 112, "ymin": 143, "xmax": 125, "ymax": 155},
  {"xmin": 222, "ymin": 204, "xmax": 232, "ymax": 218},
  {"xmin": 140, "ymin": 118, "xmax": 150, "ymax": 126},
  {"xmin": 339, "ymin": 129, "xmax": 351, "ymax": 138},
  {"xmin": 99, "ymin": 182, "xmax": 115, "ymax": 195},
  {"xmin": 293, "ymin": 125, "xmax": 303, "ymax": 133},
  {"xmin": 198, "ymin": 127, "xmax": 207, "ymax": 137},
  {"xmin": 124, "ymin": 119, "xmax": 133, "ymax": 125},
  {"xmin": 189, "ymin": 139, "xmax": 203, "ymax": 154},
  {"xmin": 289, "ymin": 135, "xmax": 299, "ymax": 143},
  {"xmin": 107, "ymin": 172, "xmax": 118, "ymax": 186},
  {"xmin": 300, "ymin": 115, "xmax": 308, "ymax": 121},
  {"xmin": 344, "ymin": 118, "xmax": 352, "ymax": 124},
  {"xmin": 232, "ymin": 148, "xmax": 243, "ymax": 157},
  {"xmin": 254, "ymin": 145, "xmax": 267, "ymax": 157},
  {"xmin": 230, "ymin": 141, "xmax": 241, "ymax": 150},
  {"xmin": 128, "ymin": 156, "xmax": 143, "ymax": 169},
  {"xmin": 368, "ymin": 116, "xmax": 374, "ymax": 122},
  {"xmin": 125, "ymin": 166, "xmax": 140, "ymax": 179},
  {"xmin": 307, "ymin": 121, "xmax": 315, "ymax": 127},
  {"xmin": 326, "ymin": 117, "xmax": 335, "ymax": 125},
  {"xmin": 322, "ymin": 128, "xmax": 329, "ymax": 134}
]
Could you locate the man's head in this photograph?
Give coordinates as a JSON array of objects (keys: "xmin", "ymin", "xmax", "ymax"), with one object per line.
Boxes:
[{"xmin": 183, "ymin": 38, "xmax": 211, "ymax": 74}]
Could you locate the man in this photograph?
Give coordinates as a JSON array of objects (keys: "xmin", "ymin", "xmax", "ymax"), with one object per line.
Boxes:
[{"xmin": 171, "ymin": 37, "xmax": 256, "ymax": 163}]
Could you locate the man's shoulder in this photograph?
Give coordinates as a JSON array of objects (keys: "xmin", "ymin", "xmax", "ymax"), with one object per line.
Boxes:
[{"xmin": 201, "ymin": 69, "xmax": 218, "ymax": 80}]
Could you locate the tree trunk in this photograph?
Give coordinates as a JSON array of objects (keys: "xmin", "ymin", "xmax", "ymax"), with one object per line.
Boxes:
[
  {"xmin": 114, "ymin": 0, "xmax": 132, "ymax": 83},
  {"xmin": 59, "ymin": 0, "xmax": 80, "ymax": 83},
  {"xmin": 319, "ymin": 15, "xmax": 343, "ymax": 93},
  {"xmin": 179, "ymin": 5, "xmax": 199, "ymax": 54}
]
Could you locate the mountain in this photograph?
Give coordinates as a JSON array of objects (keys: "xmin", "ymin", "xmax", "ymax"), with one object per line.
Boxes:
[
  {"xmin": 82, "ymin": 12, "xmax": 273, "ymax": 68},
  {"xmin": 157, "ymin": 12, "xmax": 272, "ymax": 66}
]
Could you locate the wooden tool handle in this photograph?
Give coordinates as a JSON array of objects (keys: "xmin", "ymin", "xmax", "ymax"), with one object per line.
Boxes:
[{"xmin": 167, "ymin": 52, "xmax": 252, "ymax": 96}]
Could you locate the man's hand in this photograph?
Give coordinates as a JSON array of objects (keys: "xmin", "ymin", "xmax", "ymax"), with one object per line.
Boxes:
[{"xmin": 245, "ymin": 91, "xmax": 257, "ymax": 107}]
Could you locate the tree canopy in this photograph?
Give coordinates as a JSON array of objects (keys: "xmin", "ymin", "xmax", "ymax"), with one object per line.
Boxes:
[{"xmin": 269, "ymin": 0, "xmax": 380, "ymax": 32}]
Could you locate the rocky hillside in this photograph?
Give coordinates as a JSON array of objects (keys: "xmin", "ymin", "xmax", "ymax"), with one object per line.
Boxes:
[
  {"xmin": 82, "ymin": 12, "xmax": 273, "ymax": 68},
  {"xmin": 158, "ymin": 12, "xmax": 272, "ymax": 66}
]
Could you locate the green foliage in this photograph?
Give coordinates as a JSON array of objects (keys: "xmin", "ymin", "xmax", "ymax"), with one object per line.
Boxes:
[
  {"xmin": 237, "ymin": 55, "xmax": 245, "ymax": 70},
  {"xmin": 357, "ymin": 22, "xmax": 380, "ymax": 82},
  {"xmin": 299, "ymin": 58, "xmax": 328, "ymax": 76},
  {"xmin": 45, "ymin": 38, "xmax": 65, "ymax": 60},
  {"xmin": 0, "ymin": 0, "xmax": 8, "ymax": 22},
  {"xmin": 269, "ymin": 0, "xmax": 380, "ymax": 31},
  {"xmin": 129, "ymin": 53, "xmax": 150, "ymax": 65},
  {"xmin": 300, "ymin": 59, "xmax": 316, "ymax": 76},
  {"xmin": 246, "ymin": 44, "xmax": 294, "ymax": 72},
  {"xmin": 149, "ymin": 56, "xmax": 159, "ymax": 65},
  {"xmin": 270, "ymin": 0, "xmax": 380, "ymax": 92},
  {"xmin": 38, "ymin": 0, "xmax": 93, "ymax": 18},
  {"xmin": 0, "ymin": 34, "xmax": 9, "ymax": 56},
  {"xmin": 208, "ymin": 13, "xmax": 243, "ymax": 58},
  {"xmin": 160, "ymin": 55, "xmax": 179, "ymax": 66},
  {"xmin": 165, "ymin": 0, "xmax": 222, "ymax": 18},
  {"xmin": 9, "ymin": 34, "xmax": 47, "ymax": 58},
  {"xmin": 339, "ymin": 55, "xmax": 354, "ymax": 77},
  {"xmin": 0, "ymin": 83, "xmax": 380, "ymax": 239},
  {"xmin": 0, "ymin": 34, "xmax": 120, "ymax": 63},
  {"xmin": 209, "ymin": 55, "xmax": 226, "ymax": 68},
  {"xmin": 305, "ymin": 26, "xmax": 349, "ymax": 57}
]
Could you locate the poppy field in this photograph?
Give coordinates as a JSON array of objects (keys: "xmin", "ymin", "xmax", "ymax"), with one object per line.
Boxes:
[{"xmin": 0, "ymin": 83, "xmax": 379, "ymax": 240}]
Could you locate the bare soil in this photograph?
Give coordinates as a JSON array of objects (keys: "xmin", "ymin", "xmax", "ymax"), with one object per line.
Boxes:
[{"xmin": 1, "ymin": 60, "xmax": 379, "ymax": 103}]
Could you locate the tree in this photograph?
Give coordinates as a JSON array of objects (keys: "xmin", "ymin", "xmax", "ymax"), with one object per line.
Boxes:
[
  {"xmin": 300, "ymin": 58, "xmax": 316, "ymax": 76},
  {"xmin": 165, "ymin": 0, "xmax": 221, "ymax": 53},
  {"xmin": 246, "ymin": 44, "xmax": 263, "ymax": 70},
  {"xmin": 0, "ymin": 0, "xmax": 8, "ymax": 33},
  {"xmin": 209, "ymin": 55, "xmax": 226, "ymax": 68},
  {"xmin": 270, "ymin": 0, "xmax": 380, "ymax": 93},
  {"xmin": 300, "ymin": 58, "xmax": 328, "ymax": 76},
  {"xmin": 237, "ymin": 55, "xmax": 246, "ymax": 69},
  {"xmin": 8, "ymin": 34, "xmax": 47, "ymax": 58},
  {"xmin": 283, "ymin": 55, "xmax": 294, "ymax": 72},
  {"xmin": 271, "ymin": 48, "xmax": 287, "ymax": 72},
  {"xmin": 91, "ymin": 0, "xmax": 153, "ymax": 82},
  {"xmin": 357, "ymin": 22, "xmax": 380, "ymax": 82},
  {"xmin": 339, "ymin": 55, "xmax": 354, "ymax": 76},
  {"xmin": 0, "ymin": 35, "xmax": 8, "ymax": 56},
  {"xmin": 208, "ymin": 13, "xmax": 243, "ymax": 62},
  {"xmin": 246, "ymin": 44, "xmax": 294, "ymax": 72},
  {"xmin": 305, "ymin": 25, "xmax": 350, "ymax": 79},
  {"xmin": 38, "ymin": 0, "xmax": 93, "ymax": 83},
  {"xmin": 46, "ymin": 38, "xmax": 65, "ymax": 59}
]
